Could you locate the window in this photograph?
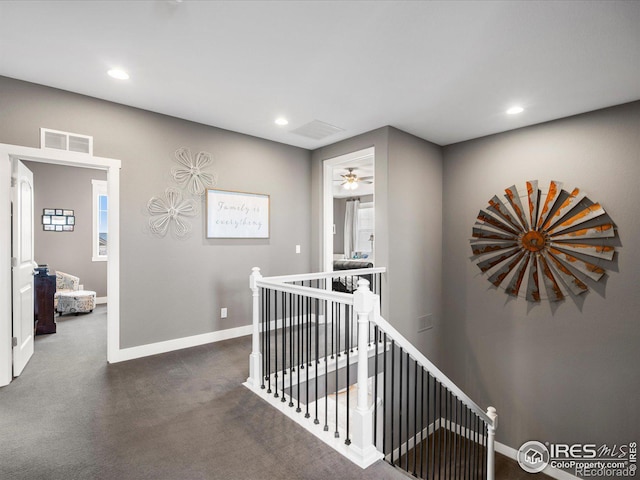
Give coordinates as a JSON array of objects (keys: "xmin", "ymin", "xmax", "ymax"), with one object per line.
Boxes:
[
  {"xmin": 356, "ymin": 202, "xmax": 374, "ymax": 253},
  {"xmin": 92, "ymin": 180, "xmax": 108, "ymax": 261}
]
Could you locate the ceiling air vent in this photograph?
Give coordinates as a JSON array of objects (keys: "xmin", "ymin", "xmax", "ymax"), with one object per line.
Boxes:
[
  {"xmin": 290, "ymin": 120, "xmax": 344, "ymax": 141},
  {"xmin": 40, "ymin": 128, "xmax": 93, "ymax": 155}
]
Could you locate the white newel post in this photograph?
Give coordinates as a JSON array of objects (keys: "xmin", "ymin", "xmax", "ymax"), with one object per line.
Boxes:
[
  {"xmin": 247, "ymin": 267, "xmax": 263, "ymax": 388},
  {"xmin": 486, "ymin": 406, "xmax": 498, "ymax": 480},
  {"xmin": 350, "ymin": 279, "xmax": 384, "ymax": 468}
]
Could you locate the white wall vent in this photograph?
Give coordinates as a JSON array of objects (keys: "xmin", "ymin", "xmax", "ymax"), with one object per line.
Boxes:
[{"xmin": 40, "ymin": 128, "xmax": 93, "ymax": 155}]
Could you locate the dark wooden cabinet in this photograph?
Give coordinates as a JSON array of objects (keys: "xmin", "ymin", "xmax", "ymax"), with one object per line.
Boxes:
[{"xmin": 34, "ymin": 270, "xmax": 56, "ymax": 335}]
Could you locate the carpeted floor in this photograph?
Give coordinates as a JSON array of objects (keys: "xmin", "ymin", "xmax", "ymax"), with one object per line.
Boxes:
[
  {"xmin": 0, "ymin": 306, "xmax": 404, "ymax": 480},
  {"xmin": 0, "ymin": 307, "xmax": 551, "ymax": 480}
]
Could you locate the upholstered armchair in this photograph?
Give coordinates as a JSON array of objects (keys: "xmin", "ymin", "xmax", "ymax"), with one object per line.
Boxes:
[
  {"xmin": 54, "ymin": 271, "xmax": 79, "ymax": 309},
  {"xmin": 54, "ymin": 271, "xmax": 96, "ymax": 315}
]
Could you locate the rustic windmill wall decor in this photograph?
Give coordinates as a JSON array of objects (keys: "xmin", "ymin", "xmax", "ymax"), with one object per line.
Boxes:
[{"xmin": 470, "ymin": 180, "xmax": 616, "ymax": 302}]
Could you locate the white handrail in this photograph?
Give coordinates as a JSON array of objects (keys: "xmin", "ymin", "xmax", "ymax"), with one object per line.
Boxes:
[
  {"xmin": 264, "ymin": 267, "xmax": 386, "ymax": 284},
  {"xmin": 369, "ymin": 297, "xmax": 495, "ymax": 428},
  {"xmin": 256, "ymin": 278, "xmax": 354, "ymax": 304}
]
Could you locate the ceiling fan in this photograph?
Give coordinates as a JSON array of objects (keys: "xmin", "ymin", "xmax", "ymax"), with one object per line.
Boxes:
[{"xmin": 335, "ymin": 167, "xmax": 373, "ymax": 190}]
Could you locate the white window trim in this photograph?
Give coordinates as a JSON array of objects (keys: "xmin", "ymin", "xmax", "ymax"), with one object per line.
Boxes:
[{"xmin": 92, "ymin": 179, "xmax": 108, "ymax": 262}]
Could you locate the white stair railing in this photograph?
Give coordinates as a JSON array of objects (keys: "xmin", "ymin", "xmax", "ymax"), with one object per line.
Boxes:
[{"xmin": 244, "ymin": 268, "xmax": 497, "ymax": 478}]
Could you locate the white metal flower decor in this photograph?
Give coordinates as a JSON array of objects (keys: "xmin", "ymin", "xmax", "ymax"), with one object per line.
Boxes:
[
  {"xmin": 147, "ymin": 187, "xmax": 198, "ymax": 238},
  {"xmin": 171, "ymin": 147, "xmax": 218, "ymax": 196},
  {"xmin": 470, "ymin": 180, "xmax": 616, "ymax": 302}
]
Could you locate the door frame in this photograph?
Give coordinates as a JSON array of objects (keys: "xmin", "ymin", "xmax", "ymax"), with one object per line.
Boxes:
[
  {"xmin": 322, "ymin": 147, "xmax": 374, "ymax": 272},
  {"xmin": 0, "ymin": 143, "xmax": 121, "ymax": 387}
]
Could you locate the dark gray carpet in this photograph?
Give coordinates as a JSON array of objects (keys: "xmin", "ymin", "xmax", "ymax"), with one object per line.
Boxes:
[{"xmin": 0, "ymin": 306, "xmax": 405, "ymax": 480}]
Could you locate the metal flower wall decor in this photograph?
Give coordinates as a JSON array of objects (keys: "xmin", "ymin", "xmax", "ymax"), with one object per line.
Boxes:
[
  {"xmin": 171, "ymin": 147, "xmax": 218, "ymax": 196},
  {"xmin": 470, "ymin": 180, "xmax": 616, "ymax": 302},
  {"xmin": 147, "ymin": 187, "xmax": 198, "ymax": 238}
]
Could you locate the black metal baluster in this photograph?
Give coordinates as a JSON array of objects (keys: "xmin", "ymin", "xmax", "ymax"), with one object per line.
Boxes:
[
  {"xmin": 345, "ymin": 304, "xmax": 350, "ymax": 445},
  {"xmin": 382, "ymin": 332, "xmax": 388, "ymax": 456},
  {"xmin": 315, "ymin": 298, "xmax": 320, "ymax": 425},
  {"xmin": 413, "ymin": 358, "xmax": 418, "ymax": 476},
  {"xmin": 296, "ymin": 293, "xmax": 302, "ymax": 413},
  {"xmin": 260, "ymin": 288, "xmax": 266, "ymax": 389},
  {"xmin": 419, "ymin": 367, "xmax": 425, "ymax": 480},
  {"xmin": 266, "ymin": 289, "xmax": 272, "ymax": 394},
  {"xmin": 273, "ymin": 290, "xmax": 279, "ymax": 398},
  {"xmin": 465, "ymin": 407, "xmax": 470, "ymax": 480},
  {"xmin": 443, "ymin": 388, "xmax": 449, "ymax": 480},
  {"xmin": 305, "ymin": 290, "xmax": 310, "ymax": 418},
  {"xmin": 334, "ymin": 301, "xmax": 340, "ymax": 438},
  {"xmin": 436, "ymin": 381, "xmax": 441, "ymax": 479},
  {"xmin": 405, "ymin": 352, "xmax": 409, "ymax": 472},
  {"xmin": 280, "ymin": 292, "xmax": 286, "ymax": 403},
  {"xmin": 288, "ymin": 293, "xmax": 294, "ymax": 407},
  {"xmin": 429, "ymin": 374, "xmax": 435, "ymax": 480},
  {"xmin": 373, "ymin": 325, "xmax": 379, "ymax": 448},
  {"xmin": 331, "ymin": 302, "xmax": 335, "ymax": 359},
  {"xmin": 390, "ymin": 341, "xmax": 396, "ymax": 466},
  {"xmin": 453, "ymin": 396, "xmax": 458, "ymax": 480},
  {"xmin": 324, "ymin": 299, "xmax": 329, "ymax": 430},
  {"xmin": 398, "ymin": 347, "xmax": 403, "ymax": 469}
]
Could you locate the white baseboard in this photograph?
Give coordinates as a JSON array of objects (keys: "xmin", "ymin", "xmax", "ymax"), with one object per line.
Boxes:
[
  {"xmin": 96, "ymin": 296, "xmax": 107, "ymax": 305},
  {"xmin": 495, "ymin": 441, "xmax": 582, "ymax": 480},
  {"xmin": 110, "ymin": 324, "xmax": 252, "ymax": 363}
]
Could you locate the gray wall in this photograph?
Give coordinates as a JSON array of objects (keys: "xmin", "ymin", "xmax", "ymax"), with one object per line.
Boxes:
[
  {"xmin": 312, "ymin": 127, "xmax": 444, "ymax": 361},
  {"xmin": 23, "ymin": 161, "xmax": 108, "ymax": 297},
  {"xmin": 0, "ymin": 76, "xmax": 311, "ymax": 348},
  {"xmin": 442, "ymin": 101, "xmax": 640, "ymax": 452}
]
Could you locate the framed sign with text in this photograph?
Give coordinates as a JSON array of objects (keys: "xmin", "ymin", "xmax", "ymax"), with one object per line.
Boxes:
[{"xmin": 206, "ymin": 189, "xmax": 269, "ymax": 239}]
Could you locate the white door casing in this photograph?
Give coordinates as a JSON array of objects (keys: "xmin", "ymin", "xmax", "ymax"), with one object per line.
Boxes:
[
  {"xmin": 11, "ymin": 161, "xmax": 35, "ymax": 376},
  {"xmin": 0, "ymin": 143, "xmax": 121, "ymax": 387}
]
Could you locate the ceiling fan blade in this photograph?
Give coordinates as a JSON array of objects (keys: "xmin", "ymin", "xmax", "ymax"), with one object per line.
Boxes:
[{"xmin": 359, "ymin": 176, "xmax": 373, "ymax": 181}]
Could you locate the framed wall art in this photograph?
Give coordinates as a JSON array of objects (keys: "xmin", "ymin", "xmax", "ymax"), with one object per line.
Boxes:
[
  {"xmin": 206, "ymin": 189, "xmax": 269, "ymax": 239},
  {"xmin": 42, "ymin": 208, "xmax": 75, "ymax": 232}
]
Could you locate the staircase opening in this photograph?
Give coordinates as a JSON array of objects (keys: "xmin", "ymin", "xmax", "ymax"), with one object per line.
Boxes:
[{"xmin": 244, "ymin": 267, "xmax": 497, "ymax": 478}]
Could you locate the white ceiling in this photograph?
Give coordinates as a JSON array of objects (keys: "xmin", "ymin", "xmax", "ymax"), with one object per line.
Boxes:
[{"xmin": 1, "ymin": 1, "xmax": 639, "ymax": 149}]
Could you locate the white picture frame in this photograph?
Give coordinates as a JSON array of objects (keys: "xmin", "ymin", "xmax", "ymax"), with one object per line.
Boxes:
[{"xmin": 206, "ymin": 189, "xmax": 270, "ymax": 239}]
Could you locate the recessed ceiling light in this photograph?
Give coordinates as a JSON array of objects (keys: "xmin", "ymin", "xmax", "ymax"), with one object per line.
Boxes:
[
  {"xmin": 107, "ymin": 69, "xmax": 130, "ymax": 80},
  {"xmin": 506, "ymin": 106, "xmax": 524, "ymax": 115},
  {"xmin": 275, "ymin": 117, "xmax": 289, "ymax": 126}
]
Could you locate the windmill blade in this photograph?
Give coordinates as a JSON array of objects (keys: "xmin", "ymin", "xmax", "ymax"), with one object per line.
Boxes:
[
  {"xmin": 470, "ymin": 241, "xmax": 518, "ymax": 256},
  {"xmin": 526, "ymin": 181, "xmax": 539, "ymax": 231},
  {"xmin": 537, "ymin": 180, "xmax": 563, "ymax": 230},
  {"xmin": 472, "ymin": 225, "xmax": 518, "ymax": 241},
  {"xmin": 548, "ymin": 247, "xmax": 605, "ymax": 281},
  {"xmin": 550, "ymin": 242, "xmax": 614, "ymax": 261},
  {"xmin": 487, "ymin": 195, "xmax": 523, "ymax": 232},
  {"xmin": 550, "ymin": 223, "xmax": 615, "ymax": 241},
  {"xmin": 477, "ymin": 210, "xmax": 520, "ymax": 236},
  {"xmin": 504, "ymin": 185, "xmax": 529, "ymax": 230},
  {"xmin": 476, "ymin": 247, "xmax": 520, "ymax": 273},
  {"xmin": 538, "ymin": 255, "xmax": 565, "ymax": 302},
  {"xmin": 526, "ymin": 254, "xmax": 541, "ymax": 302},
  {"xmin": 504, "ymin": 252, "xmax": 530, "ymax": 297},
  {"xmin": 542, "ymin": 187, "xmax": 587, "ymax": 231},
  {"xmin": 547, "ymin": 252, "xmax": 589, "ymax": 296},
  {"xmin": 488, "ymin": 251, "xmax": 527, "ymax": 288},
  {"xmin": 547, "ymin": 203, "xmax": 606, "ymax": 235}
]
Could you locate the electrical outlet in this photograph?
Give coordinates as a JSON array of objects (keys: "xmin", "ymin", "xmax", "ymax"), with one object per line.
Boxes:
[
  {"xmin": 221, "ymin": 307, "xmax": 228, "ymax": 319},
  {"xmin": 418, "ymin": 314, "xmax": 433, "ymax": 332},
  {"xmin": 296, "ymin": 244, "xmax": 301, "ymax": 254}
]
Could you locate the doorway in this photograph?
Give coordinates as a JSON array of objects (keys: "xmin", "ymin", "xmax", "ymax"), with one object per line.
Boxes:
[
  {"xmin": 322, "ymin": 147, "xmax": 374, "ymax": 272},
  {"xmin": 0, "ymin": 143, "xmax": 121, "ymax": 387}
]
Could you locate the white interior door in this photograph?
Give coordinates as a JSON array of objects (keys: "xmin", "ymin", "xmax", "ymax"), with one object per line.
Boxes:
[{"xmin": 11, "ymin": 160, "xmax": 35, "ymax": 376}]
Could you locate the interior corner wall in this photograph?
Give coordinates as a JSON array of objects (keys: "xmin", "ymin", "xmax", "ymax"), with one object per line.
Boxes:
[
  {"xmin": 387, "ymin": 127, "xmax": 443, "ymax": 360},
  {"xmin": 441, "ymin": 101, "xmax": 640, "ymax": 452},
  {"xmin": 23, "ymin": 161, "xmax": 108, "ymax": 297},
  {"xmin": 0, "ymin": 76, "xmax": 311, "ymax": 349},
  {"xmin": 311, "ymin": 127, "xmax": 444, "ymax": 361}
]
